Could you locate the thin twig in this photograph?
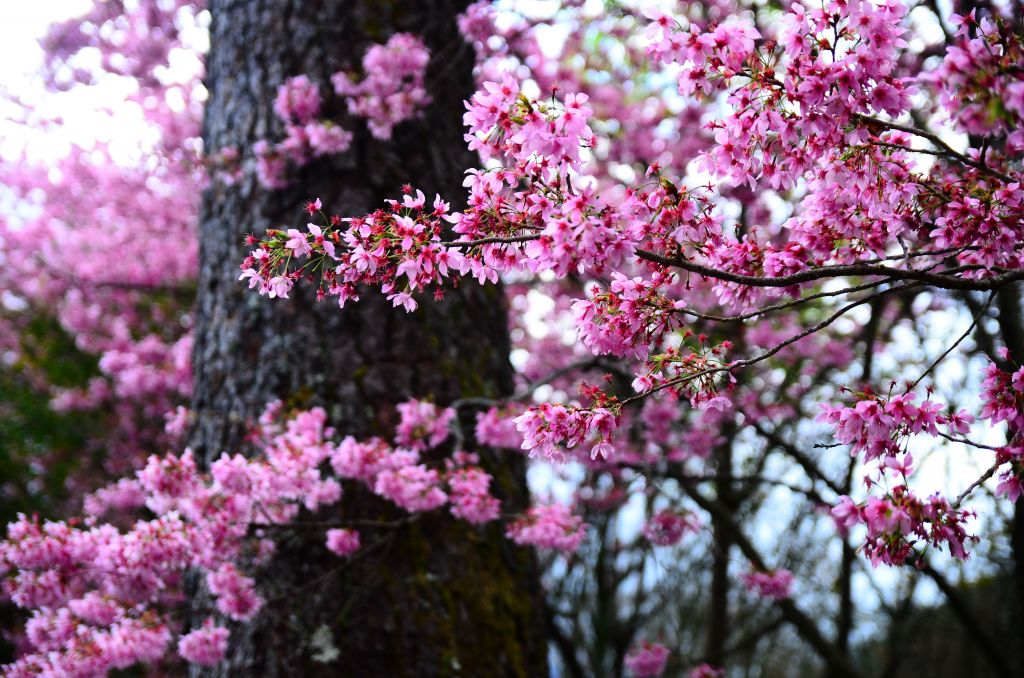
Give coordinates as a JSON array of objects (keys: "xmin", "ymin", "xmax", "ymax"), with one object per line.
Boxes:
[
  {"xmin": 910, "ymin": 290, "xmax": 997, "ymax": 389},
  {"xmin": 855, "ymin": 113, "xmax": 1014, "ymax": 183},
  {"xmin": 635, "ymin": 248, "xmax": 1022, "ymax": 292},
  {"xmin": 953, "ymin": 462, "xmax": 1001, "ymax": 508},
  {"xmin": 622, "ymin": 282, "xmax": 924, "ymax": 407}
]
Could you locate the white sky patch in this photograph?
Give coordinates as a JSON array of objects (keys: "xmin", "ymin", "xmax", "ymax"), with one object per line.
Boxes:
[
  {"xmin": 0, "ymin": 3, "xmax": 205, "ymax": 168},
  {"xmin": 0, "ymin": 4, "xmax": 109, "ymax": 162},
  {"xmin": 0, "ymin": 2, "xmax": 90, "ymax": 78}
]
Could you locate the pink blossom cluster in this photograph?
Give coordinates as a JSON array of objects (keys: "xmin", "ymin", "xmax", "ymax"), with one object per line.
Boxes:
[
  {"xmin": 16, "ymin": 612, "xmax": 171, "ymax": 678},
  {"xmin": 240, "ymin": 188, "xmax": 463, "ymax": 310},
  {"xmin": 819, "ymin": 384, "xmax": 987, "ymax": 565},
  {"xmin": 573, "ymin": 275, "xmax": 738, "ymax": 411},
  {"xmin": 1, "ymin": 120, "xmax": 197, "ymax": 467},
  {"xmin": 979, "ymin": 357, "xmax": 1024, "ymax": 501},
  {"xmin": 832, "ymin": 488, "xmax": 976, "ymax": 566},
  {"xmin": 39, "ymin": 0, "xmax": 199, "ymax": 88},
  {"xmin": 457, "ymin": 1, "xmax": 500, "ymax": 47},
  {"xmin": 325, "ymin": 528, "xmax": 361, "ymax": 557},
  {"xmin": 644, "ymin": 9, "xmax": 760, "ymax": 98},
  {"xmin": 244, "ymin": 77, "xmax": 692, "ymax": 316},
  {"xmin": 240, "ymin": 76, "xmax": 650, "ymax": 307},
  {"xmin": 255, "ymin": 75, "xmax": 353, "ymax": 188},
  {"xmin": 1, "ymin": 512, "xmax": 197, "ymax": 676},
  {"xmin": 373, "ymin": 464, "xmax": 448, "ymax": 513},
  {"xmin": 642, "ymin": 510, "xmax": 700, "ymax": 546},
  {"xmin": 639, "ymin": 398, "xmax": 688, "ymax": 459},
  {"xmin": 329, "ymin": 416, "xmax": 509, "ymax": 524},
  {"xmin": 16, "ymin": 0, "xmax": 1024, "ymax": 672},
  {"xmin": 474, "ymin": 406, "xmax": 525, "ymax": 449},
  {"xmin": 703, "ymin": 237, "xmax": 813, "ymax": 310},
  {"xmin": 332, "ymin": 33, "xmax": 431, "ymax": 140},
  {"xmin": 254, "ymin": 34, "xmax": 433, "ymax": 187},
  {"xmin": 515, "ymin": 402, "xmax": 619, "ymax": 462},
  {"xmin": 446, "ymin": 454, "xmax": 500, "ymax": 524},
  {"xmin": 572, "ymin": 272, "xmax": 684, "ymax": 360},
  {"xmin": 506, "ymin": 503, "xmax": 587, "ymax": 551},
  {"xmin": 688, "ymin": 664, "xmax": 725, "ymax": 678},
  {"xmin": 923, "ymin": 13, "xmax": 1024, "ymax": 151},
  {"xmin": 273, "ymin": 74, "xmax": 322, "ymax": 125},
  {"xmin": 643, "ymin": 0, "xmax": 1016, "ymax": 303},
  {"xmin": 818, "ymin": 390, "xmax": 973, "ymax": 461},
  {"xmin": 207, "ymin": 563, "xmax": 263, "ymax": 621},
  {"xmin": 927, "ymin": 180, "xmax": 1024, "ymax": 274},
  {"xmin": 980, "ymin": 359, "xmax": 1024, "ymax": 431},
  {"xmin": 740, "ymin": 568, "xmax": 794, "ymax": 600},
  {"xmin": 0, "ymin": 397, "xmax": 527, "ymax": 674},
  {"xmin": 452, "ymin": 75, "xmax": 645, "ymax": 278},
  {"xmin": 996, "ymin": 454, "xmax": 1024, "ymax": 504},
  {"xmin": 647, "ymin": 0, "xmax": 1024, "ymax": 283},
  {"xmin": 82, "ymin": 478, "xmax": 148, "ymax": 517},
  {"xmin": 457, "ymin": 0, "xmax": 715, "ymax": 179},
  {"xmin": 177, "ymin": 619, "xmax": 230, "ymax": 667},
  {"xmin": 624, "ymin": 641, "xmax": 670, "ymax": 677},
  {"xmin": 395, "ymin": 399, "xmax": 457, "ymax": 451},
  {"xmin": 650, "ymin": 0, "xmax": 913, "ymax": 190}
]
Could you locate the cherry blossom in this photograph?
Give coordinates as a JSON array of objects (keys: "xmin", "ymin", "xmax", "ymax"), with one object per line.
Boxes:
[{"xmin": 624, "ymin": 641, "xmax": 670, "ymax": 677}]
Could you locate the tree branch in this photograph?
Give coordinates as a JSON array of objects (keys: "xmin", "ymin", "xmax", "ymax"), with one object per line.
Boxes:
[{"xmin": 682, "ymin": 485, "xmax": 862, "ymax": 678}]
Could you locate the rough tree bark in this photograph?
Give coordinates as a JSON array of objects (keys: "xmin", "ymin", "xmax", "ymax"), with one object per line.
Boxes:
[
  {"xmin": 704, "ymin": 440, "xmax": 733, "ymax": 669},
  {"xmin": 189, "ymin": 1, "xmax": 547, "ymax": 675},
  {"xmin": 995, "ymin": 284, "xmax": 1024, "ymax": 677}
]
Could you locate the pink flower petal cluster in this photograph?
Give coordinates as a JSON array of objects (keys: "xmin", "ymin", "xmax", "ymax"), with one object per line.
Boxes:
[
  {"xmin": 818, "ymin": 390, "xmax": 972, "ymax": 461},
  {"xmin": 83, "ymin": 478, "xmax": 148, "ymax": 517},
  {"xmin": 446, "ymin": 466, "xmax": 500, "ymax": 524},
  {"xmin": 325, "ymin": 528, "xmax": 361, "ymax": 557},
  {"xmin": 240, "ymin": 188, "xmax": 463, "ymax": 309},
  {"xmin": 234, "ymin": 0, "xmax": 1024, "ymax": 584},
  {"xmin": 474, "ymin": 406, "xmax": 525, "ymax": 449},
  {"xmin": 177, "ymin": 619, "xmax": 229, "ymax": 667},
  {"xmin": 624, "ymin": 641, "xmax": 670, "ymax": 677},
  {"xmin": 515, "ymin": 403, "xmax": 619, "ymax": 462},
  {"xmin": 653, "ymin": 0, "xmax": 912, "ymax": 190},
  {"xmin": 9, "ymin": 613, "xmax": 171, "ymax": 678},
  {"xmin": 572, "ymin": 272, "xmax": 683, "ymax": 360},
  {"xmin": 0, "ymin": 397, "xmax": 524, "ymax": 674},
  {"xmin": 395, "ymin": 399, "xmax": 456, "ymax": 451},
  {"xmin": 332, "ymin": 33, "xmax": 431, "ymax": 139},
  {"xmin": 273, "ymin": 74, "xmax": 321, "ymax": 124},
  {"xmin": 505, "ymin": 504, "xmax": 587, "ymax": 552},
  {"xmin": 688, "ymin": 664, "xmax": 725, "ymax": 678},
  {"xmin": 923, "ymin": 14, "xmax": 1024, "ymax": 150},
  {"xmin": 207, "ymin": 564, "xmax": 262, "ymax": 621},
  {"xmin": 642, "ymin": 510, "xmax": 700, "ymax": 546},
  {"xmin": 374, "ymin": 465, "xmax": 448, "ymax": 513},
  {"xmin": 978, "ymin": 358, "xmax": 1024, "ymax": 502},
  {"xmin": 981, "ymin": 360, "xmax": 1024, "ymax": 430},
  {"xmin": 255, "ymin": 76, "xmax": 353, "ymax": 188},
  {"xmin": 740, "ymin": 568, "xmax": 794, "ymax": 600},
  {"xmin": 832, "ymin": 488, "xmax": 976, "ymax": 566}
]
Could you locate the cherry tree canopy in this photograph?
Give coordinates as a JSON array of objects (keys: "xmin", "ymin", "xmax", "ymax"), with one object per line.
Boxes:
[{"xmin": 2, "ymin": 0, "xmax": 1023, "ymax": 676}]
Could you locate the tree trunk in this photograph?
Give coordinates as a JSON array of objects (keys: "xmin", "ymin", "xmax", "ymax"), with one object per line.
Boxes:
[
  {"xmin": 705, "ymin": 431, "xmax": 735, "ymax": 668},
  {"xmin": 190, "ymin": 1, "xmax": 546, "ymax": 675},
  {"xmin": 995, "ymin": 285, "xmax": 1024, "ymax": 678}
]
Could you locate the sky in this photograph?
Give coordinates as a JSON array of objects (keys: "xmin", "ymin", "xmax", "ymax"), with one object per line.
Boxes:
[
  {"xmin": 0, "ymin": 1, "xmax": 193, "ymax": 169},
  {"xmin": 0, "ymin": 2, "xmax": 89, "ymax": 84},
  {"xmin": 0, "ymin": 2, "xmax": 95, "ymax": 162}
]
